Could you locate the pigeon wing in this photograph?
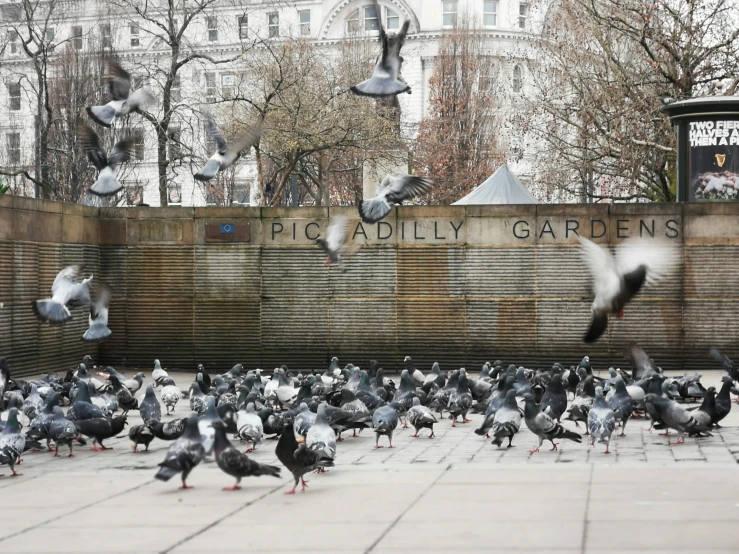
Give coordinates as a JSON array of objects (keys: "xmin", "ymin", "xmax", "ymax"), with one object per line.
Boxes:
[
  {"xmin": 127, "ymin": 87, "xmax": 156, "ymax": 112},
  {"xmin": 534, "ymin": 411, "xmax": 557, "ymax": 434},
  {"xmin": 615, "ymin": 238, "xmax": 678, "ymax": 287},
  {"xmin": 578, "ymin": 237, "xmax": 620, "ymax": 310},
  {"xmin": 629, "ymin": 345, "xmax": 658, "ymax": 379},
  {"xmin": 206, "ymin": 119, "xmax": 228, "ymax": 154},
  {"xmin": 325, "ymin": 216, "xmax": 350, "ymax": 253},
  {"xmin": 77, "ymin": 124, "xmax": 108, "ymax": 170},
  {"xmin": 107, "ymin": 60, "xmax": 131, "ymax": 101},
  {"xmin": 387, "ymin": 175, "xmax": 434, "ymax": 203},
  {"xmin": 107, "ymin": 138, "xmax": 134, "ymax": 169}
]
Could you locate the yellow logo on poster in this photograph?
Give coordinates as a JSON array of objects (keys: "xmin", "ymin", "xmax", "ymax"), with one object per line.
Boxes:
[{"xmin": 716, "ymin": 153, "xmax": 726, "ymax": 167}]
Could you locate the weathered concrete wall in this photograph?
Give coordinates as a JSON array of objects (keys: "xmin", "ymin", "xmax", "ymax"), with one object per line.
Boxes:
[{"xmin": 2, "ymin": 197, "xmax": 739, "ymax": 376}]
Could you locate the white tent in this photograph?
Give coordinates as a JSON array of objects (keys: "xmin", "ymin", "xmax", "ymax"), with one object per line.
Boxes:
[{"xmin": 452, "ymin": 164, "xmax": 538, "ymax": 205}]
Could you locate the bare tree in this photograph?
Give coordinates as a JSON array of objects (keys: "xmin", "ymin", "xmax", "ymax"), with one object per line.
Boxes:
[{"xmin": 518, "ymin": 0, "xmax": 739, "ymax": 202}]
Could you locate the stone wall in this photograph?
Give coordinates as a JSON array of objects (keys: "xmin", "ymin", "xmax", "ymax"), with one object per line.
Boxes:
[{"xmin": 2, "ymin": 197, "xmax": 738, "ymax": 376}]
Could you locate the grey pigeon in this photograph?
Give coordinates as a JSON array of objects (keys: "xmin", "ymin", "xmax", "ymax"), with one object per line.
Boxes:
[
  {"xmin": 351, "ymin": 0, "xmax": 411, "ymax": 97},
  {"xmin": 644, "ymin": 393, "xmax": 712, "ymax": 445},
  {"xmin": 490, "ymin": 389, "xmax": 521, "ymax": 448},
  {"xmin": 579, "ymin": 237, "xmax": 677, "ymax": 342},
  {"xmin": 154, "ymin": 413, "xmax": 205, "ymax": 489},
  {"xmin": 539, "ymin": 373, "xmax": 567, "ymax": 422},
  {"xmin": 67, "ymin": 381, "xmax": 108, "ymax": 421},
  {"xmin": 147, "ymin": 417, "xmax": 187, "ymax": 441},
  {"xmin": 82, "ymin": 284, "xmax": 112, "ymax": 341},
  {"xmin": 306, "ymin": 403, "xmax": 337, "ymax": 469},
  {"xmin": 198, "ymin": 397, "xmax": 222, "ymax": 456},
  {"xmin": 87, "ymin": 60, "xmax": 155, "ymax": 127},
  {"xmin": 276, "ymin": 422, "xmax": 333, "ymax": 494},
  {"xmin": 608, "ymin": 376, "xmax": 633, "ymax": 437},
  {"xmin": 109, "ymin": 375, "xmax": 138, "ymax": 415},
  {"xmin": 195, "ymin": 118, "xmax": 262, "ymax": 182},
  {"xmin": 189, "ymin": 381, "xmax": 208, "ymax": 414},
  {"xmin": 213, "ymin": 420, "xmax": 280, "ymax": 491},
  {"xmin": 152, "ymin": 359, "xmax": 169, "ymax": 386},
  {"xmin": 128, "ymin": 424, "xmax": 155, "ymax": 452},
  {"xmin": 714, "ymin": 376, "xmax": 733, "ymax": 426},
  {"xmin": 564, "ymin": 375, "xmax": 595, "ymax": 429},
  {"xmin": 0, "ymin": 408, "xmax": 25, "ymax": 476},
  {"xmin": 293, "ymin": 403, "xmax": 317, "ymax": 439},
  {"xmin": 448, "ymin": 368, "xmax": 472, "ymax": 426},
  {"xmin": 78, "ymin": 122, "xmax": 134, "ymax": 197},
  {"xmin": 49, "ymin": 406, "xmax": 77, "ymax": 457},
  {"xmin": 358, "ymin": 175, "xmax": 434, "ymax": 224},
  {"xmin": 123, "ymin": 372, "xmax": 144, "ymax": 394},
  {"xmin": 522, "ymin": 393, "xmax": 581, "ymax": 453},
  {"xmin": 139, "ymin": 384, "xmax": 162, "ymax": 423},
  {"xmin": 407, "ymin": 397, "xmax": 437, "ymax": 438},
  {"xmin": 475, "ymin": 376, "xmax": 515, "ymax": 437},
  {"xmin": 23, "ymin": 384, "xmax": 43, "ymax": 420},
  {"xmin": 32, "ymin": 265, "xmax": 92, "ymax": 325},
  {"xmin": 588, "ymin": 387, "xmax": 616, "ymax": 454},
  {"xmin": 372, "ymin": 403, "xmax": 399, "ymax": 448}
]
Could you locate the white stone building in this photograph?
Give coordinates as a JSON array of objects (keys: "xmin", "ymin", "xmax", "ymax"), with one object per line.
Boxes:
[{"xmin": 0, "ymin": 0, "xmax": 547, "ymax": 206}]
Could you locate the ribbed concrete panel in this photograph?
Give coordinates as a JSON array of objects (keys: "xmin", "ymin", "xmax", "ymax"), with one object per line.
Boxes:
[
  {"xmin": 397, "ymin": 247, "xmax": 465, "ymax": 298},
  {"xmin": 125, "ymin": 298, "xmax": 194, "ymax": 368},
  {"xmin": 195, "ymin": 246, "xmax": 261, "ymax": 298},
  {"xmin": 261, "ymin": 248, "xmax": 328, "ymax": 299},
  {"xmin": 261, "ymin": 298, "xmax": 328, "ymax": 368},
  {"xmin": 11, "ymin": 243, "xmax": 39, "ymax": 372},
  {"xmin": 99, "ymin": 297, "xmax": 127, "ymax": 366},
  {"xmin": 465, "ymin": 248, "xmax": 535, "ymax": 297},
  {"xmin": 194, "ymin": 299, "xmax": 261, "ymax": 369},
  {"xmin": 127, "ymin": 247, "xmax": 194, "ymax": 298},
  {"xmin": 0, "ymin": 242, "xmax": 13, "ymax": 303},
  {"xmin": 328, "ymin": 298, "xmax": 396, "ymax": 359},
  {"xmin": 684, "ymin": 300, "xmax": 739, "ymax": 352},
  {"xmin": 684, "ymin": 245, "xmax": 739, "ymax": 299},
  {"xmin": 536, "ymin": 300, "xmax": 606, "ymax": 355},
  {"xmin": 608, "ymin": 300, "xmax": 683, "ymax": 364},
  {"xmin": 535, "ymin": 246, "xmax": 590, "ymax": 298},
  {"xmin": 397, "ymin": 298, "xmax": 465, "ymax": 368},
  {"xmin": 467, "ymin": 299, "xmax": 537, "ymax": 355},
  {"xmin": 330, "ymin": 249, "xmax": 396, "ymax": 298},
  {"xmin": 99, "ymin": 247, "xmax": 128, "ymax": 296}
]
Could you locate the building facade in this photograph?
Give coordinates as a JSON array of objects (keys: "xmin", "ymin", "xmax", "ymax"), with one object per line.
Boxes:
[{"xmin": 0, "ymin": 0, "xmax": 546, "ymax": 206}]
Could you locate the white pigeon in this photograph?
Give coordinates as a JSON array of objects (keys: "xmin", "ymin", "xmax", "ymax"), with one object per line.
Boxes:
[
  {"xmin": 152, "ymin": 359, "xmax": 169, "ymax": 386},
  {"xmin": 78, "ymin": 122, "xmax": 134, "ymax": 197},
  {"xmin": 81, "ymin": 284, "xmax": 112, "ymax": 343},
  {"xmin": 32, "ymin": 266, "xmax": 93, "ymax": 325},
  {"xmin": 579, "ymin": 237, "xmax": 678, "ymax": 343},
  {"xmin": 351, "ymin": 0, "xmax": 411, "ymax": 97},
  {"xmin": 194, "ymin": 118, "xmax": 262, "ymax": 182},
  {"xmin": 160, "ymin": 379, "xmax": 180, "ymax": 415},
  {"xmin": 358, "ymin": 175, "xmax": 434, "ymax": 223},
  {"xmin": 86, "ymin": 60, "xmax": 155, "ymax": 127},
  {"xmin": 315, "ymin": 216, "xmax": 360, "ymax": 270}
]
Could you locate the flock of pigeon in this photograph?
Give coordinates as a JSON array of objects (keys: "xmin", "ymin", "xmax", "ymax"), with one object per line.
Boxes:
[{"xmin": 0, "ymin": 346, "xmax": 737, "ymax": 492}]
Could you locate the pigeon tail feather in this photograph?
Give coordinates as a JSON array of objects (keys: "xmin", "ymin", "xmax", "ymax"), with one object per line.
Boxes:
[{"xmin": 32, "ymin": 299, "xmax": 71, "ymax": 325}]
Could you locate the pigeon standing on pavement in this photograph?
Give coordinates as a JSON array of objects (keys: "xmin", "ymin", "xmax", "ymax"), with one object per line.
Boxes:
[
  {"xmin": 608, "ymin": 376, "xmax": 634, "ymax": 437},
  {"xmin": 588, "ymin": 387, "xmax": 616, "ymax": 454},
  {"xmin": 128, "ymin": 424, "xmax": 155, "ymax": 453},
  {"xmin": 189, "ymin": 381, "xmax": 208, "ymax": 415},
  {"xmin": 579, "ymin": 237, "xmax": 678, "ymax": 342},
  {"xmin": 123, "ymin": 372, "xmax": 144, "ymax": 394},
  {"xmin": 236, "ymin": 402, "xmax": 263, "ymax": 452},
  {"xmin": 86, "ymin": 60, "xmax": 155, "ymax": 127},
  {"xmin": 213, "ymin": 420, "xmax": 280, "ymax": 491},
  {"xmin": 147, "ymin": 417, "xmax": 188, "ymax": 441},
  {"xmin": 448, "ymin": 369, "xmax": 473, "ymax": 426},
  {"xmin": 407, "ymin": 397, "xmax": 437, "ymax": 438},
  {"xmin": 152, "ymin": 359, "xmax": 169, "ymax": 386},
  {"xmin": 522, "ymin": 393, "xmax": 582, "ymax": 453},
  {"xmin": 293, "ymin": 403, "xmax": 317, "ymax": 440},
  {"xmin": 306, "ymin": 403, "xmax": 337, "ymax": 470},
  {"xmin": 564, "ymin": 375, "xmax": 595, "ymax": 429},
  {"xmin": 67, "ymin": 381, "xmax": 108, "ymax": 421},
  {"xmin": 644, "ymin": 393, "xmax": 712, "ymax": 445},
  {"xmin": 49, "ymin": 406, "xmax": 77, "ymax": 457},
  {"xmin": 154, "ymin": 413, "xmax": 205, "ymax": 489},
  {"xmin": 715, "ymin": 376, "xmax": 733, "ymax": 425},
  {"xmin": 539, "ymin": 373, "xmax": 568, "ymax": 422},
  {"xmin": 32, "ymin": 265, "xmax": 93, "ymax": 325},
  {"xmin": 109, "ymin": 375, "xmax": 138, "ymax": 415},
  {"xmin": 198, "ymin": 397, "xmax": 222, "ymax": 456},
  {"xmin": 74, "ymin": 414, "xmax": 127, "ymax": 451},
  {"xmin": 372, "ymin": 403, "xmax": 399, "ymax": 448},
  {"xmin": 159, "ymin": 377, "xmax": 181, "ymax": 415},
  {"xmin": 139, "ymin": 384, "xmax": 162, "ymax": 423},
  {"xmin": 276, "ymin": 423, "xmax": 334, "ymax": 494},
  {"xmin": 490, "ymin": 389, "xmax": 522, "ymax": 448},
  {"xmin": 0, "ymin": 408, "xmax": 25, "ymax": 476}
]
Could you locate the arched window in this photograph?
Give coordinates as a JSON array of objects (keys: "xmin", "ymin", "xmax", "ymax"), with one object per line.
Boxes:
[
  {"xmin": 346, "ymin": 5, "xmax": 402, "ymax": 32},
  {"xmin": 512, "ymin": 65, "xmax": 522, "ymax": 93}
]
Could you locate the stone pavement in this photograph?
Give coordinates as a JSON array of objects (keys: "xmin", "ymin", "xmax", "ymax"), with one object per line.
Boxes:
[{"xmin": 1, "ymin": 370, "xmax": 738, "ymax": 553}]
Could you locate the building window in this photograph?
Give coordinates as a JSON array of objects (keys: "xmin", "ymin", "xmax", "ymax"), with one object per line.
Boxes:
[
  {"xmin": 168, "ymin": 125, "xmax": 181, "ymax": 160},
  {"xmin": 8, "ymin": 83, "xmax": 21, "ymax": 111},
  {"xmin": 519, "ymin": 2, "xmax": 528, "ymax": 29},
  {"xmin": 268, "ymin": 12, "xmax": 279, "ymax": 38},
  {"xmin": 126, "ymin": 184, "xmax": 143, "ymax": 206},
  {"xmin": 207, "ymin": 16, "xmax": 217, "ymax": 41},
  {"xmin": 299, "ymin": 10, "xmax": 310, "ymax": 36},
  {"xmin": 170, "ymin": 74, "xmax": 181, "ymax": 102},
  {"xmin": 204, "ymin": 72, "xmax": 216, "ymax": 102},
  {"xmin": 8, "ymin": 31, "xmax": 19, "ymax": 54},
  {"xmin": 347, "ymin": 10, "xmax": 360, "ymax": 32},
  {"xmin": 238, "ymin": 15, "xmax": 248, "ymax": 39},
  {"xmin": 512, "ymin": 64, "xmax": 522, "ymax": 92},
  {"xmin": 101, "ymin": 23, "xmax": 111, "ymax": 48},
  {"xmin": 385, "ymin": 8, "xmax": 399, "ymax": 30},
  {"xmin": 234, "ymin": 180, "xmax": 251, "ymax": 204},
  {"xmin": 71, "ymin": 26, "xmax": 82, "ymax": 50},
  {"xmin": 221, "ymin": 73, "xmax": 235, "ymax": 99},
  {"xmin": 46, "ymin": 27, "xmax": 55, "ymax": 42},
  {"xmin": 484, "ymin": 1, "xmax": 498, "ymax": 26},
  {"xmin": 168, "ymin": 184, "xmax": 181, "ymax": 204},
  {"xmin": 6, "ymin": 133, "xmax": 20, "ymax": 165},
  {"xmin": 479, "ymin": 58, "xmax": 496, "ymax": 92},
  {"xmin": 364, "ymin": 5, "xmax": 379, "ymax": 31},
  {"xmin": 133, "ymin": 129, "xmax": 145, "ymax": 160},
  {"xmin": 442, "ymin": 1, "xmax": 457, "ymax": 27},
  {"xmin": 130, "ymin": 23, "xmax": 140, "ymax": 47}
]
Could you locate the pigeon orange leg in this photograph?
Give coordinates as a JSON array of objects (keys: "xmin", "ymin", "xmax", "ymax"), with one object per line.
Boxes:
[
  {"xmin": 529, "ymin": 446, "xmax": 540, "ymax": 454},
  {"xmin": 462, "ymin": 418, "xmax": 471, "ymax": 424},
  {"xmin": 284, "ymin": 486, "xmax": 297, "ymax": 495},
  {"xmin": 550, "ymin": 442, "xmax": 558, "ymax": 451},
  {"xmin": 301, "ymin": 477, "xmax": 309, "ymax": 491},
  {"xmin": 11, "ymin": 470, "xmax": 22, "ymax": 477},
  {"xmin": 659, "ymin": 430, "xmax": 670, "ymax": 436},
  {"xmin": 429, "ymin": 431, "xmax": 435, "ymax": 438},
  {"xmin": 669, "ymin": 437, "xmax": 684, "ymax": 445},
  {"xmin": 179, "ymin": 482, "xmax": 193, "ymax": 489},
  {"xmin": 604, "ymin": 446, "xmax": 610, "ymax": 454},
  {"xmin": 222, "ymin": 483, "xmax": 241, "ymax": 491},
  {"xmin": 411, "ymin": 433, "xmax": 419, "ymax": 438}
]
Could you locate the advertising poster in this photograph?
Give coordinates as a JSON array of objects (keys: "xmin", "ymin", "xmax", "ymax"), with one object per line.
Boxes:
[{"xmin": 688, "ymin": 116, "xmax": 739, "ymax": 200}]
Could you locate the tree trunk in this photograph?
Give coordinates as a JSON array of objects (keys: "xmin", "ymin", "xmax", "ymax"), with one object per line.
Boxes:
[{"xmin": 254, "ymin": 145, "xmax": 265, "ymax": 206}]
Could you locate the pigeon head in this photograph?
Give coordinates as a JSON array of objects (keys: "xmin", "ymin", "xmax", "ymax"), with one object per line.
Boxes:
[
  {"xmin": 52, "ymin": 405, "xmax": 65, "ymax": 418},
  {"xmin": 75, "ymin": 381, "xmax": 92, "ymax": 404},
  {"xmin": 134, "ymin": 372, "xmax": 145, "ymax": 380},
  {"xmin": 594, "ymin": 386, "xmax": 606, "ymax": 406},
  {"xmin": 144, "ymin": 384, "xmax": 156, "ymax": 399},
  {"xmin": 7, "ymin": 394, "xmax": 22, "ymax": 410},
  {"xmin": 503, "ymin": 389, "xmax": 517, "ymax": 407},
  {"xmin": 154, "ymin": 359, "xmax": 161, "ymax": 369},
  {"xmin": 3, "ymin": 408, "xmax": 21, "ymax": 432}
]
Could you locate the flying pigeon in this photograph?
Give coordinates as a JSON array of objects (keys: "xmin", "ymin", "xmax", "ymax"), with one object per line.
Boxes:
[
  {"xmin": 709, "ymin": 348, "xmax": 739, "ymax": 383},
  {"xmin": 78, "ymin": 122, "xmax": 134, "ymax": 197},
  {"xmin": 74, "ymin": 414, "xmax": 127, "ymax": 451},
  {"xmin": 154, "ymin": 413, "xmax": 205, "ymax": 489},
  {"xmin": 276, "ymin": 423, "xmax": 333, "ymax": 494},
  {"xmin": 212, "ymin": 420, "xmax": 280, "ymax": 491},
  {"xmin": 139, "ymin": 384, "xmax": 162, "ymax": 423},
  {"xmin": 315, "ymin": 216, "xmax": 360, "ymax": 270},
  {"xmin": 350, "ymin": 1, "xmax": 411, "ymax": 97},
  {"xmin": 357, "ymin": 175, "xmax": 434, "ymax": 224},
  {"xmin": 32, "ymin": 265, "xmax": 93, "ymax": 325},
  {"xmin": 490, "ymin": 389, "xmax": 521, "ymax": 448},
  {"xmin": 86, "ymin": 60, "xmax": 155, "ymax": 127},
  {"xmin": 194, "ymin": 118, "xmax": 262, "ymax": 182},
  {"xmin": 160, "ymin": 377, "xmax": 181, "ymax": 415},
  {"xmin": 80, "ymin": 284, "xmax": 113, "ymax": 342},
  {"xmin": 522, "ymin": 393, "xmax": 581, "ymax": 453},
  {"xmin": 588, "ymin": 387, "xmax": 616, "ymax": 454},
  {"xmin": 579, "ymin": 237, "xmax": 678, "ymax": 342}
]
